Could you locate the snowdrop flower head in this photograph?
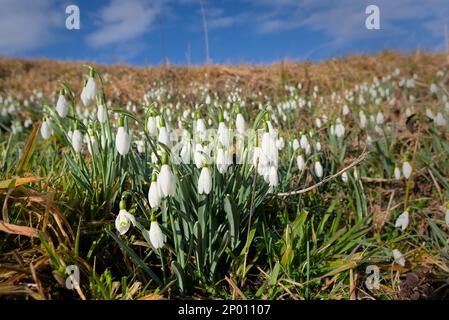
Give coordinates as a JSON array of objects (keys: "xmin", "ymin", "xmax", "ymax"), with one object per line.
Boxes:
[
  {"xmin": 115, "ymin": 116, "xmax": 131, "ymax": 156},
  {"xmin": 402, "ymin": 159, "xmax": 412, "ymax": 179},
  {"xmin": 314, "ymin": 159, "xmax": 323, "ymax": 178},
  {"xmin": 56, "ymin": 88, "xmax": 69, "ymax": 118},
  {"xmin": 71, "ymin": 128, "xmax": 83, "ymax": 153},
  {"xmin": 158, "ymin": 153, "xmax": 176, "ymax": 197},
  {"xmin": 392, "ymin": 249, "xmax": 406, "ymax": 267},
  {"xmin": 148, "ymin": 214, "xmax": 164, "ymax": 249},
  {"xmin": 395, "ymin": 210, "xmax": 410, "ymax": 231},
  {"xmin": 115, "ymin": 199, "xmax": 136, "ymax": 235},
  {"xmin": 198, "ymin": 165, "xmax": 212, "ymax": 195},
  {"xmin": 148, "ymin": 173, "xmax": 161, "ymax": 209}
]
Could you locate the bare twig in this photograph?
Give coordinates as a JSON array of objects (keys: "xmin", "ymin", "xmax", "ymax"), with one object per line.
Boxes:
[{"xmin": 277, "ymin": 148, "xmax": 368, "ymax": 197}]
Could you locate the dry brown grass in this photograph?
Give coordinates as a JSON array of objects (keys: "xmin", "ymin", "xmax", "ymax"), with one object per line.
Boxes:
[{"xmin": 0, "ymin": 50, "xmax": 446, "ymax": 103}]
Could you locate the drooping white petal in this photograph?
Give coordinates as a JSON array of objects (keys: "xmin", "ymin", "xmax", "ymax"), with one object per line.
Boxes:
[
  {"xmin": 56, "ymin": 95, "xmax": 69, "ymax": 118},
  {"xmin": 149, "ymin": 221, "xmax": 164, "ymax": 249},
  {"xmin": 392, "ymin": 249, "xmax": 406, "ymax": 267},
  {"xmin": 402, "ymin": 161, "xmax": 412, "ymax": 179},
  {"xmin": 115, "ymin": 209, "xmax": 136, "ymax": 235},
  {"xmin": 314, "ymin": 161, "xmax": 323, "ymax": 178},
  {"xmin": 71, "ymin": 130, "xmax": 83, "ymax": 153},
  {"xmin": 115, "ymin": 127, "xmax": 131, "ymax": 156},
  {"xmin": 395, "ymin": 211, "xmax": 409, "ymax": 231},
  {"xmin": 148, "ymin": 181, "xmax": 161, "ymax": 209},
  {"xmin": 198, "ymin": 167, "xmax": 212, "ymax": 195}
]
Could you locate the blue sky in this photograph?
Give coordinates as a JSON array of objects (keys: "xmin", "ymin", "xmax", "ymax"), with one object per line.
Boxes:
[{"xmin": 0, "ymin": 0, "xmax": 448, "ymax": 66}]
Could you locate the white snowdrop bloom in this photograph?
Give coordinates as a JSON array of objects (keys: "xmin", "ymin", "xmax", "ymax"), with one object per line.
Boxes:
[
  {"xmin": 236, "ymin": 113, "xmax": 246, "ymax": 134},
  {"xmin": 394, "ymin": 166, "xmax": 401, "ymax": 180},
  {"xmin": 158, "ymin": 126, "xmax": 172, "ymax": 149},
  {"xmin": 268, "ymin": 165, "xmax": 278, "ymax": 188},
  {"xmin": 426, "ymin": 108, "xmax": 434, "ymax": 120},
  {"xmin": 315, "ymin": 118, "xmax": 322, "ymax": 128},
  {"xmin": 429, "ymin": 83, "xmax": 438, "ymax": 94},
  {"xmin": 316, "ymin": 141, "xmax": 322, "ymax": 152},
  {"xmin": 314, "ymin": 161, "xmax": 323, "ymax": 178},
  {"xmin": 71, "ymin": 129, "xmax": 83, "ymax": 153},
  {"xmin": 395, "ymin": 211, "xmax": 409, "ymax": 231},
  {"xmin": 405, "ymin": 107, "xmax": 412, "ymax": 118},
  {"xmin": 292, "ymin": 139, "xmax": 300, "ymax": 151},
  {"xmin": 56, "ymin": 92, "xmax": 69, "ymax": 118},
  {"xmin": 115, "ymin": 202, "xmax": 136, "ymax": 235},
  {"xmin": 402, "ymin": 161, "xmax": 412, "ymax": 179},
  {"xmin": 82, "ymin": 76, "xmax": 97, "ymax": 107},
  {"xmin": 276, "ymin": 137, "xmax": 285, "ymax": 150},
  {"xmin": 341, "ymin": 172, "xmax": 349, "ymax": 183},
  {"xmin": 296, "ymin": 154, "xmax": 305, "ymax": 171},
  {"xmin": 205, "ymin": 95, "xmax": 211, "ymax": 105},
  {"xmin": 376, "ymin": 112, "xmax": 384, "ymax": 125},
  {"xmin": 148, "ymin": 218, "xmax": 164, "ymax": 249},
  {"xmin": 304, "ymin": 142, "xmax": 311, "ymax": 156},
  {"xmin": 434, "ymin": 112, "xmax": 447, "ymax": 127},
  {"xmin": 40, "ymin": 118, "xmax": 52, "ymax": 140},
  {"xmin": 216, "ymin": 147, "xmax": 231, "ymax": 174},
  {"xmin": 300, "ymin": 134, "xmax": 308, "ymax": 149},
  {"xmin": 198, "ymin": 166, "xmax": 212, "ymax": 195},
  {"xmin": 392, "ymin": 249, "xmax": 406, "ymax": 267},
  {"xmin": 218, "ymin": 122, "xmax": 231, "ymax": 147},
  {"xmin": 342, "ymin": 104, "xmax": 350, "ymax": 116},
  {"xmin": 116, "ymin": 126, "xmax": 131, "ymax": 156},
  {"xmin": 366, "ymin": 135, "xmax": 373, "ymax": 146},
  {"xmin": 194, "ymin": 143, "xmax": 205, "ymax": 169},
  {"xmin": 180, "ymin": 140, "xmax": 192, "ymax": 164},
  {"xmin": 147, "ymin": 116, "xmax": 158, "ymax": 136},
  {"xmin": 359, "ymin": 111, "xmax": 367, "ymax": 128},
  {"xmin": 158, "ymin": 163, "xmax": 176, "ymax": 197},
  {"xmin": 261, "ymin": 131, "xmax": 278, "ymax": 166},
  {"xmin": 148, "ymin": 174, "xmax": 161, "ymax": 209},
  {"xmin": 335, "ymin": 123, "xmax": 345, "ymax": 138},
  {"xmin": 97, "ymin": 104, "xmax": 107, "ymax": 124},
  {"xmin": 136, "ymin": 140, "xmax": 145, "ymax": 153}
]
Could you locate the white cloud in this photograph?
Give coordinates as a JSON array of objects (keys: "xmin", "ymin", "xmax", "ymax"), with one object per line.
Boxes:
[
  {"xmin": 0, "ymin": 0, "xmax": 62, "ymax": 54},
  {"xmin": 86, "ymin": 0, "xmax": 163, "ymax": 47},
  {"xmin": 249, "ymin": 0, "xmax": 449, "ymax": 48}
]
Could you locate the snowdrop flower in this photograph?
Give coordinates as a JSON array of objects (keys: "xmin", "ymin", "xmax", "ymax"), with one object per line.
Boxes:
[
  {"xmin": 300, "ymin": 134, "xmax": 309, "ymax": 149},
  {"xmin": 218, "ymin": 120, "xmax": 231, "ymax": 147},
  {"xmin": 342, "ymin": 104, "xmax": 349, "ymax": 116},
  {"xmin": 314, "ymin": 160, "xmax": 323, "ymax": 178},
  {"xmin": 147, "ymin": 114, "xmax": 158, "ymax": 136},
  {"xmin": 296, "ymin": 154, "xmax": 305, "ymax": 171},
  {"xmin": 392, "ymin": 249, "xmax": 406, "ymax": 267},
  {"xmin": 56, "ymin": 89, "xmax": 69, "ymax": 118},
  {"xmin": 276, "ymin": 137, "xmax": 285, "ymax": 150},
  {"xmin": 341, "ymin": 172, "xmax": 349, "ymax": 183},
  {"xmin": 216, "ymin": 146, "xmax": 231, "ymax": 174},
  {"xmin": 395, "ymin": 210, "xmax": 409, "ymax": 231},
  {"xmin": 158, "ymin": 153, "xmax": 176, "ymax": 197},
  {"xmin": 434, "ymin": 112, "xmax": 447, "ymax": 127},
  {"xmin": 394, "ymin": 166, "xmax": 401, "ymax": 180},
  {"xmin": 115, "ymin": 117, "xmax": 131, "ymax": 156},
  {"xmin": 115, "ymin": 199, "xmax": 136, "ymax": 235},
  {"xmin": 148, "ymin": 214, "xmax": 164, "ymax": 249},
  {"xmin": 402, "ymin": 161, "xmax": 412, "ymax": 179},
  {"xmin": 376, "ymin": 112, "xmax": 384, "ymax": 125},
  {"xmin": 158, "ymin": 117, "xmax": 172, "ymax": 149},
  {"xmin": 359, "ymin": 111, "xmax": 367, "ymax": 128},
  {"xmin": 180, "ymin": 138, "xmax": 193, "ymax": 164},
  {"xmin": 268, "ymin": 165, "xmax": 278, "ymax": 188},
  {"xmin": 97, "ymin": 104, "xmax": 107, "ymax": 124},
  {"xmin": 148, "ymin": 173, "xmax": 161, "ymax": 209},
  {"xmin": 335, "ymin": 121, "xmax": 345, "ymax": 138},
  {"xmin": 292, "ymin": 139, "xmax": 300, "ymax": 151},
  {"xmin": 72, "ymin": 129, "xmax": 83, "ymax": 153},
  {"xmin": 136, "ymin": 140, "xmax": 145, "ymax": 153},
  {"xmin": 198, "ymin": 165, "xmax": 212, "ymax": 195},
  {"xmin": 81, "ymin": 73, "xmax": 97, "ymax": 107},
  {"xmin": 236, "ymin": 113, "xmax": 246, "ymax": 134},
  {"xmin": 40, "ymin": 118, "xmax": 52, "ymax": 140}
]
